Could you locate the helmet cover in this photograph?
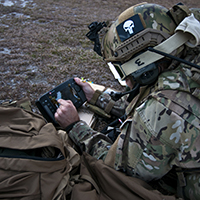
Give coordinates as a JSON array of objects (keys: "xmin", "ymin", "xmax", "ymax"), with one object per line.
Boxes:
[{"xmin": 102, "ymin": 3, "xmax": 177, "ymax": 63}]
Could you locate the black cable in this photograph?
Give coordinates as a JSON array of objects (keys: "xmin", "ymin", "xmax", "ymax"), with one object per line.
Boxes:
[
  {"xmin": 110, "ymin": 83, "xmax": 140, "ymax": 102},
  {"xmin": 148, "ymin": 47, "xmax": 200, "ymax": 69}
]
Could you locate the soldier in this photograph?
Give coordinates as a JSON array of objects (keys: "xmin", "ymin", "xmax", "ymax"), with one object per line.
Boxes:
[{"xmin": 55, "ymin": 3, "xmax": 200, "ymax": 199}]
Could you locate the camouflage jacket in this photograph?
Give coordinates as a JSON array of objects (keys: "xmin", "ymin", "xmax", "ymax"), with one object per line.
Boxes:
[
  {"xmin": 69, "ymin": 45, "xmax": 200, "ymax": 199},
  {"xmin": 69, "ymin": 26, "xmax": 200, "ymax": 200}
]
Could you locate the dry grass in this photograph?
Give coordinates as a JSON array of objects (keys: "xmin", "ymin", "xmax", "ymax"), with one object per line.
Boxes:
[{"xmin": 0, "ymin": 0, "xmax": 200, "ymax": 112}]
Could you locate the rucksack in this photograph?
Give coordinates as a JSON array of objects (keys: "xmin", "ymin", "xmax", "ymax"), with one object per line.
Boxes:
[
  {"xmin": 0, "ymin": 102, "xmax": 184, "ymax": 200},
  {"xmin": 0, "ymin": 105, "xmax": 80, "ymax": 200}
]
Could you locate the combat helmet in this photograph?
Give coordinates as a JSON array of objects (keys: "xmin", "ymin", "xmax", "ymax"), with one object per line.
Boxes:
[
  {"xmin": 87, "ymin": 2, "xmax": 195, "ymax": 88},
  {"xmin": 102, "ymin": 3, "xmax": 177, "ymax": 63},
  {"xmin": 86, "ymin": 2, "xmax": 199, "ymax": 100},
  {"xmin": 100, "ymin": 2, "xmax": 180, "ymax": 86}
]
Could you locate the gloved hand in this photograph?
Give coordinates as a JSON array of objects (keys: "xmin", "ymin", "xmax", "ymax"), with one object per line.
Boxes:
[{"xmin": 175, "ymin": 13, "xmax": 200, "ymax": 47}]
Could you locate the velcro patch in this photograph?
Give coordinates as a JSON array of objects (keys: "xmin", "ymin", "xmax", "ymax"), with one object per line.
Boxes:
[{"xmin": 116, "ymin": 14, "xmax": 144, "ymax": 42}]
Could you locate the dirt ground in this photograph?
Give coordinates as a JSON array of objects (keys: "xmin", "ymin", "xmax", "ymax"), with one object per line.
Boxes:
[{"xmin": 0, "ymin": 0, "xmax": 200, "ymax": 113}]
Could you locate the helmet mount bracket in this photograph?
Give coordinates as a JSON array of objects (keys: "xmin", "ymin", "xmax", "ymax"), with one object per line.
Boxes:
[{"xmin": 86, "ymin": 21, "xmax": 107, "ymax": 56}]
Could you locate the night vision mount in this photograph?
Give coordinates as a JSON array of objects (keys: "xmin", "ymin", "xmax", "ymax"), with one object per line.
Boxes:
[{"xmin": 86, "ymin": 21, "xmax": 107, "ymax": 56}]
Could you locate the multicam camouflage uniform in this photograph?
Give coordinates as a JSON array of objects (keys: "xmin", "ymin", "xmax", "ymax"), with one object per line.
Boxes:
[{"xmin": 68, "ymin": 9, "xmax": 200, "ymax": 200}]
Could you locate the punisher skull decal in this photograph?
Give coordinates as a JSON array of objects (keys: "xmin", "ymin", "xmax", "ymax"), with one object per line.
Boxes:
[
  {"xmin": 116, "ymin": 14, "xmax": 144, "ymax": 42},
  {"xmin": 123, "ymin": 20, "xmax": 135, "ymax": 34}
]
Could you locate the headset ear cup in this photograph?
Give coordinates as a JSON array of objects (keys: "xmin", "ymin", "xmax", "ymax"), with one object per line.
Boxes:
[
  {"xmin": 140, "ymin": 67, "xmax": 159, "ymax": 85},
  {"xmin": 132, "ymin": 63, "xmax": 159, "ymax": 86}
]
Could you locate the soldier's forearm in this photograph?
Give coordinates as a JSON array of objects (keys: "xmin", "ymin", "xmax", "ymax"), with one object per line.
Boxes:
[{"xmin": 68, "ymin": 120, "xmax": 112, "ymax": 159}]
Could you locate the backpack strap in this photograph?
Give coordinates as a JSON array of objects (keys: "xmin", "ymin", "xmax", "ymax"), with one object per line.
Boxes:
[
  {"xmin": 176, "ymin": 168, "xmax": 187, "ymax": 198},
  {"xmin": 176, "ymin": 167, "xmax": 200, "ymax": 198},
  {"xmin": 191, "ymin": 67, "xmax": 200, "ymax": 85}
]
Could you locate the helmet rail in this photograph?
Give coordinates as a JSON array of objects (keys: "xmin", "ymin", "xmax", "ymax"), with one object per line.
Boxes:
[{"xmin": 103, "ymin": 28, "xmax": 170, "ymax": 63}]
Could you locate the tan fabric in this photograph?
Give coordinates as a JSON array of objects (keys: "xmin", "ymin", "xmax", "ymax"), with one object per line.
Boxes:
[
  {"xmin": 104, "ymin": 99, "xmax": 115, "ymax": 114},
  {"xmin": 104, "ymin": 135, "xmax": 120, "ymax": 167},
  {"xmin": 89, "ymin": 90, "xmax": 102, "ymax": 105},
  {"xmin": 0, "ymin": 106, "xmax": 80, "ymax": 200},
  {"xmin": 71, "ymin": 153, "xmax": 178, "ymax": 200},
  {"xmin": 175, "ymin": 13, "xmax": 200, "ymax": 47},
  {"xmin": 169, "ymin": 4, "xmax": 191, "ymax": 25}
]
